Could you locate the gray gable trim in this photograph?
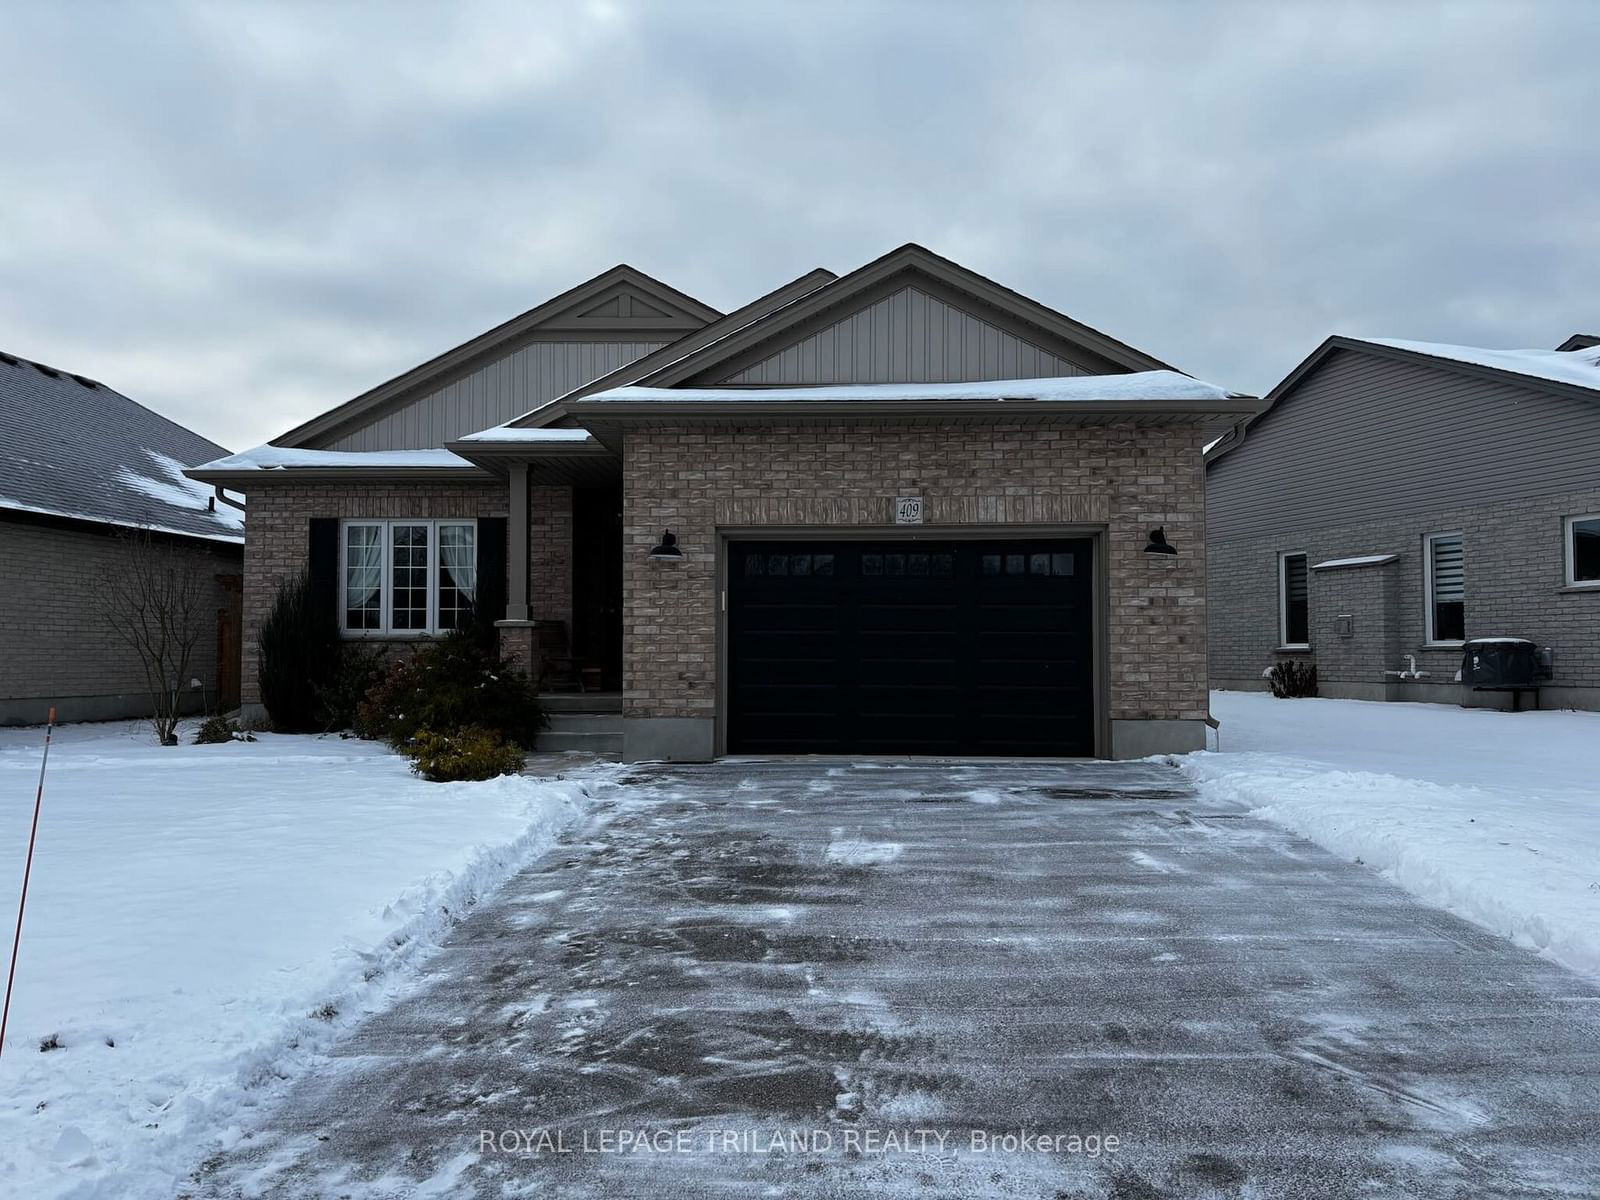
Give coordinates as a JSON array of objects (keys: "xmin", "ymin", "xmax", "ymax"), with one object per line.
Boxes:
[
  {"xmin": 274, "ymin": 265, "xmax": 721, "ymax": 449},
  {"xmin": 631, "ymin": 244, "xmax": 1177, "ymax": 389},
  {"xmin": 1207, "ymin": 335, "xmax": 1600, "ymax": 466},
  {"xmin": 0, "ymin": 351, "xmax": 244, "ymax": 543}
]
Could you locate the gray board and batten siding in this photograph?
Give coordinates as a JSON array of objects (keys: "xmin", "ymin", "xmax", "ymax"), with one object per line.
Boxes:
[
  {"xmin": 709, "ymin": 284, "xmax": 1103, "ymax": 386},
  {"xmin": 1207, "ymin": 346, "xmax": 1600, "ymax": 543},
  {"xmin": 323, "ymin": 340, "xmax": 668, "ymax": 451}
]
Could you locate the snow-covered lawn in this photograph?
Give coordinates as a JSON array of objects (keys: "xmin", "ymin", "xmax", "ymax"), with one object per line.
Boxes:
[
  {"xmin": 1180, "ymin": 691, "xmax": 1600, "ymax": 980},
  {"xmin": 0, "ymin": 720, "xmax": 617, "ymax": 1200}
]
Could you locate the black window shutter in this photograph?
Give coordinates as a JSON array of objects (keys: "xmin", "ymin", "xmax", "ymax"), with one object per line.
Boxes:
[
  {"xmin": 308, "ymin": 518, "xmax": 340, "ymax": 618},
  {"xmin": 476, "ymin": 516, "xmax": 507, "ymax": 625}
]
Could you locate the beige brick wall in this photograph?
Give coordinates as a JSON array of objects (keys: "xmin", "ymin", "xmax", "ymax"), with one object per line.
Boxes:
[
  {"xmin": 621, "ymin": 421, "xmax": 1210, "ymax": 726},
  {"xmin": 0, "ymin": 516, "xmax": 240, "ymax": 721},
  {"xmin": 240, "ymin": 481, "xmax": 506, "ymax": 704}
]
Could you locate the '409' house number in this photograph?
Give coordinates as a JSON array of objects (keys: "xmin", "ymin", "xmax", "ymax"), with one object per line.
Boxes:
[{"xmin": 894, "ymin": 496, "xmax": 924, "ymax": 525}]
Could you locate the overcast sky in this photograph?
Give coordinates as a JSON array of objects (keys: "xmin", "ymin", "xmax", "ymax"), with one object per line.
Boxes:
[{"xmin": 1, "ymin": 0, "xmax": 1595, "ymax": 451}]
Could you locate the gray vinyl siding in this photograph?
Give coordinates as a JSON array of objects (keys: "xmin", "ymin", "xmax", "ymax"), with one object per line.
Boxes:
[
  {"xmin": 322, "ymin": 340, "xmax": 664, "ymax": 450},
  {"xmin": 712, "ymin": 286, "xmax": 1097, "ymax": 385},
  {"xmin": 1208, "ymin": 348, "xmax": 1600, "ymax": 542}
]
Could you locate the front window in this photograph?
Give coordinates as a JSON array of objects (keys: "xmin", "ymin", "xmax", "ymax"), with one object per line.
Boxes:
[
  {"xmin": 1566, "ymin": 514, "xmax": 1600, "ymax": 587},
  {"xmin": 1424, "ymin": 532, "xmax": 1466, "ymax": 644},
  {"xmin": 1279, "ymin": 552, "xmax": 1309, "ymax": 647},
  {"xmin": 341, "ymin": 519, "xmax": 477, "ymax": 635}
]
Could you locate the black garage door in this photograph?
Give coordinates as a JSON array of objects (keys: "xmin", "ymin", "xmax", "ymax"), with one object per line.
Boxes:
[{"xmin": 728, "ymin": 539, "xmax": 1095, "ymax": 756}]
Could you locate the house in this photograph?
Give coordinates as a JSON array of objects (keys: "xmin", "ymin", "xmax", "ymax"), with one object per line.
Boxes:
[
  {"xmin": 0, "ymin": 351, "xmax": 245, "ymax": 724},
  {"xmin": 187, "ymin": 244, "xmax": 1262, "ymax": 760},
  {"xmin": 1207, "ymin": 335, "xmax": 1600, "ymax": 710}
]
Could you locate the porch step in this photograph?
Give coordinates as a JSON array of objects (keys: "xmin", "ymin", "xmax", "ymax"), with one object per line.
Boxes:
[
  {"xmin": 539, "ymin": 692, "xmax": 622, "ymax": 714},
  {"xmin": 535, "ymin": 730, "xmax": 623, "ymax": 755},
  {"xmin": 544, "ymin": 713, "xmax": 623, "ymax": 734},
  {"xmin": 536, "ymin": 707, "xmax": 623, "ymax": 755}
]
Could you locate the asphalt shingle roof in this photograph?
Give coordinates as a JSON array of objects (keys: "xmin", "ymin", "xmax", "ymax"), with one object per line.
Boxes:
[{"xmin": 0, "ymin": 351, "xmax": 244, "ymax": 542}]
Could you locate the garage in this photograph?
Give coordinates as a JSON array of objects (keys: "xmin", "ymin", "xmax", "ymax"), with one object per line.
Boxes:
[{"xmin": 727, "ymin": 538, "xmax": 1096, "ymax": 756}]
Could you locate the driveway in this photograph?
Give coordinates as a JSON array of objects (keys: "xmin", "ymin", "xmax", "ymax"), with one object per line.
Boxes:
[{"xmin": 193, "ymin": 761, "xmax": 1600, "ymax": 1199}]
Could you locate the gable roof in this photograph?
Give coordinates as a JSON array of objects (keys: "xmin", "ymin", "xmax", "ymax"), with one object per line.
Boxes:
[
  {"xmin": 484, "ymin": 266, "xmax": 840, "ymax": 431},
  {"xmin": 0, "ymin": 351, "xmax": 244, "ymax": 543},
  {"xmin": 273, "ymin": 264, "xmax": 722, "ymax": 449},
  {"xmin": 1558, "ymin": 333, "xmax": 1599, "ymax": 352},
  {"xmin": 1208, "ymin": 334, "xmax": 1600, "ymax": 464},
  {"xmin": 629, "ymin": 243, "xmax": 1177, "ymax": 388}
]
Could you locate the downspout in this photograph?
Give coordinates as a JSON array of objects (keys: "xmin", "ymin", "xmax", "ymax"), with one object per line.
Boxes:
[{"xmin": 212, "ymin": 485, "xmax": 246, "ymax": 513}]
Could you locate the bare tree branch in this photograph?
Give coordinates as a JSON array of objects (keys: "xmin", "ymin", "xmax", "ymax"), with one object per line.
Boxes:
[{"xmin": 95, "ymin": 529, "xmax": 209, "ymax": 745}]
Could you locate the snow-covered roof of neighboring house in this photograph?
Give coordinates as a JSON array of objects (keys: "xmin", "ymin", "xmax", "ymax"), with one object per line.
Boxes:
[
  {"xmin": 0, "ymin": 351, "xmax": 244, "ymax": 543},
  {"xmin": 1358, "ymin": 339, "xmax": 1600, "ymax": 396},
  {"xmin": 574, "ymin": 371, "xmax": 1247, "ymax": 408}
]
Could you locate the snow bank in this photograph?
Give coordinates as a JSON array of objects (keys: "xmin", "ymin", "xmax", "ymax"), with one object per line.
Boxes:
[
  {"xmin": 1177, "ymin": 693, "xmax": 1600, "ymax": 980},
  {"xmin": 0, "ymin": 721, "xmax": 619, "ymax": 1200}
]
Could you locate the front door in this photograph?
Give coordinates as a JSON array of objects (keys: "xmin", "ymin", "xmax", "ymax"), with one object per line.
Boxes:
[{"xmin": 572, "ymin": 487, "xmax": 623, "ymax": 690}]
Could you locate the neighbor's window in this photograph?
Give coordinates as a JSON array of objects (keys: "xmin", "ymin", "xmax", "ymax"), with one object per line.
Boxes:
[
  {"xmin": 1279, "ymin": 552, "xmax": 1310, "ymax": 647},
  {"xmin": 1424, "ymin": 532, "xmax": 1466, "ymax": 643},
  {"xmin": 341, "ymin": 519, "xmax": 477, "ymax": 635},
  {"xmin": 1566, "ymin": 514, "xmax": 1600, "ymax": 587}
]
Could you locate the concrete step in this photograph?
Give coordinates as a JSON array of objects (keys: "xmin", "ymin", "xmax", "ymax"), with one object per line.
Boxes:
[
  {"xmin": 540, "ymin": 692, "xmax": 622, "ymax": 714},
  {"xmin": 535, "ymin": 730, "xmax": 623, "ymax": 755},
  {"xmin": 545, "ymin": 713, "xmax": 624, "ymax": 734}
]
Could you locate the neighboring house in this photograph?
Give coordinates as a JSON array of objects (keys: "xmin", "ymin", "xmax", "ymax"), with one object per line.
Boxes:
[
  {"xmin": 1207, "ymin": 335, "xmax": 1600, "ymax": 710},
  {"xmin": 0, "ymin": 351, "xmax": 245, "ymax": 724},
  {"xmin": 188, "ymin": 244, "xmax": 1261, "ymax": 760}
]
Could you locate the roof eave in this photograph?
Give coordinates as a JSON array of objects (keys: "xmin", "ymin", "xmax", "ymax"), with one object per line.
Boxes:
[
  {"xmin": 183, "ymin": 465, "xmax": 494, "ymax": 487},
  {"xmin": 566, "ymin": 396, "xmax": 1263, "ymax": 421}
]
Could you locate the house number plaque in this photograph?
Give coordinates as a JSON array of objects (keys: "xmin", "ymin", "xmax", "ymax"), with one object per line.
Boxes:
[{"xmin": 894, "ymin": 496, "xmax": 924, "ymax": 525}]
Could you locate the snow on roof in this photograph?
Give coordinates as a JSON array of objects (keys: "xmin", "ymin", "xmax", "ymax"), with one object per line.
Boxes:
[
  {"xmin": 455, "ymin": 426, "xmax": 598, "ymax": 445},
  {"xmin": 192, "ymin": 445, "xmax": 477, "ymax": 472},
  {"xmin": 577, "ymin": 371, "xmax": 1244, "ymax": 406},
  {"xmin": 0, "ymin": 352, "xmax": 243, "ymax": 542},
  {"xmin": 1362, "ymin": 339, "xmax": 1600, "ymax": 395},
  {"xmin": 1312, "ymin": 554, "xmax": 1398, "ymax": 570}
]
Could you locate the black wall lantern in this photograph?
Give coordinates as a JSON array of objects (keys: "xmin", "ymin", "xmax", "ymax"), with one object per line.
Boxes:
[
  {"xmin": 648, "ymin": 529, "xmax": 683, "ymax": 559},
  {"xmin": 1144, "ymin": 527, "xmax": 1178, "ymax": 555}
]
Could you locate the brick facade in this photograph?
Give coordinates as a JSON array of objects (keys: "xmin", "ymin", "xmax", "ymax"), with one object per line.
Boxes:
[
  {"xmin": 240, "ymin": 481, "xmax": 507, "ymax": 705},
  {"xmin": 0, "ymin": 516, "xmax": 240, "ymax": 724},
  {"xmin": 1208, "ymin": 485, "xmax": 1600, "ymax": 706},
  {"xmin": 621, "ymin": 421, "xmax": 1212, "ymax": 731},
  {"xmin": 528, "ymin": 485, "xmax": 573, "ymax": 631}
]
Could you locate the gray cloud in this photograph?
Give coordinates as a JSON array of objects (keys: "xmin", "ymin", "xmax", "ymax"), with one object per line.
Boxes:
[{"xmin": 1, "ymin": 0, "xmax": 1595, "ymax": 450}]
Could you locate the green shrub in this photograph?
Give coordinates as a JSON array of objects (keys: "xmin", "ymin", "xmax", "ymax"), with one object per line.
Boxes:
[
  {"xmin": 193, "ymin": 715, "xmax": 254, "ymax": 744},
  {"xmin": 258, "ymin": 570, "xmax": 340, "ymax": 732},
  {"xmin": 317, "ymin": 643, "xmax": 387, "ymax": 732},
  {"xmin": 405, "ymin": 725, "xmax": 526, "ymax": 782},
  {"xmin": 1267, "ymin": 660, "xmax": 1318, "ymax": 699},
  {"xmin": 354, "ymin": 629, "xmax": 545, "ymax": 750}
]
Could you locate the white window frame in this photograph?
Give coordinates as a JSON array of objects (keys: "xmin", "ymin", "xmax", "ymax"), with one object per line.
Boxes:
[
  {"xmin": 1277, "ymin": 551, "xmax": 1310, "ymax": 649},
  {"xmin": 1564, "ymin": 513, "xmax": 1600, "ymax": 589},
  {"xmin": 339, "ymin": 518, "xmax": 478, "ymax": 637},
  {"xmin": 1423, "ymin": 530, "xmax": 1466, "ymax": 647}
]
